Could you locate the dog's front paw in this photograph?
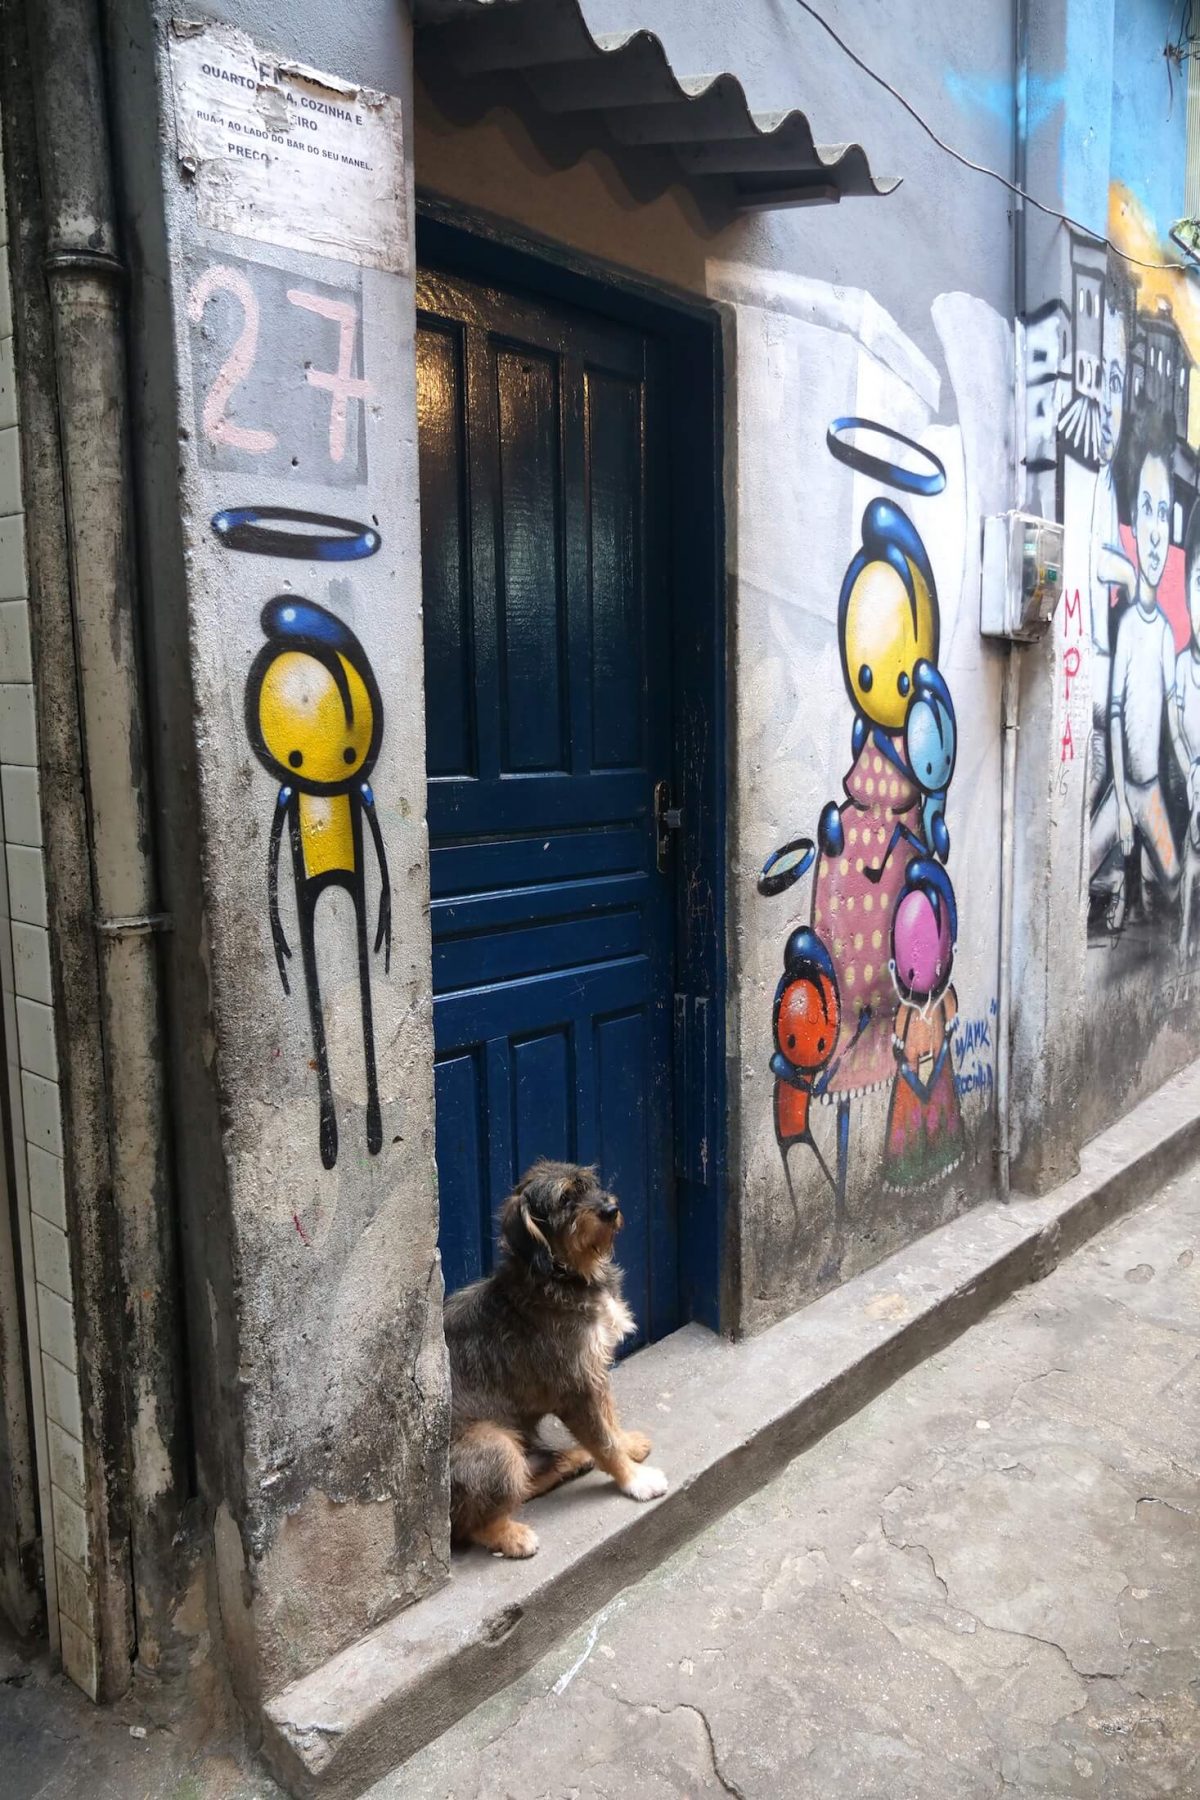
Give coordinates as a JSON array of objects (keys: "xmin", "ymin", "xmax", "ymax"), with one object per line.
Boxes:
[
  {"xmin": 486, "ymin": 1520, "xmax": 539, "ymax": 1558},
  {"xmin": 619, "ymin": 1465, "xmax": 669, "ymax": 1502},
  {"xmin": 622, "ymin": 1429, "xmax": 652, "ymax": 1463}
]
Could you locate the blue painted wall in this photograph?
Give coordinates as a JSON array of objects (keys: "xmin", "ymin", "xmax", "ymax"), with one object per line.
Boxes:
[{"xmin": 1109, "ymin": 0, "xmax": 1188, "ymax": 234}]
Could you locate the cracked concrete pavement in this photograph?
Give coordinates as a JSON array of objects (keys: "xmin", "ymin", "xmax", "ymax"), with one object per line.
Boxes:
[
  {"xmin": 379, "ymin": 1168, "xmax": 1200, "ymax": 1800},
  {"xmin": 2, "ymin": 1165, "xmax": 1199, "ymax": 1798}
]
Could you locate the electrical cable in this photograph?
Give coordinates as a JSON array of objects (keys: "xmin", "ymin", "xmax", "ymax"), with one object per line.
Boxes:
[{"xmin": 791, "ymin": 0, "xmax": 1185, "ymax": 274}]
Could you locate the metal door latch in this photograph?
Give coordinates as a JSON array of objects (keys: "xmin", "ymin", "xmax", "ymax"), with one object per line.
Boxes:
[{"xmin": 654, "ymin": 780, "xmax": 684, "ymax": 874}]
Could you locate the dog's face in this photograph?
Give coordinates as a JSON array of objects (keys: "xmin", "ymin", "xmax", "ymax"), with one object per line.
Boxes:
[{"xmin": 500, "ymin": 1161, "xmax": 622, "ymax": 1285}]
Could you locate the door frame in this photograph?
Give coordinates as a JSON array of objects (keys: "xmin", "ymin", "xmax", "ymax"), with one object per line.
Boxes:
[{"xmin": 416, "ymin": 200, "xmax": 728, "ymax": 1332}]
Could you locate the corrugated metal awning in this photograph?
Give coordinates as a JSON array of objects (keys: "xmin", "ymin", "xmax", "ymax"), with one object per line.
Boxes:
[{"xmin": 413, "ymin": 0, "xmax": 898, "ymax": 210}]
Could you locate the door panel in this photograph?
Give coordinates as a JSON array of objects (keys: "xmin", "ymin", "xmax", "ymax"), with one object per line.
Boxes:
[{"xmin": 418, "ymin": 267, "xmax": 677, "ymax": 1346}]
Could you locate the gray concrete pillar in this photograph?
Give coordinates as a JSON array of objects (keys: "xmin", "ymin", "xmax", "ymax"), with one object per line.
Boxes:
[{"xmin": 117, "ymin": 9, "xmax": 450, "ymax": 1704}]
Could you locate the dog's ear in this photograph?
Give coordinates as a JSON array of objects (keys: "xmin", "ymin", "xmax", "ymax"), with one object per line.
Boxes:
[{"xmin": 500, "ymin": 1190, "xmax": 555, "ymax": 1280}]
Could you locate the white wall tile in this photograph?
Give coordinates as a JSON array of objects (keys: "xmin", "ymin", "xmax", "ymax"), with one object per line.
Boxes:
[
  {"xmin": 22, "ymin": 1071, "xmax": 63, "ymax": 1156},
  {"xmin": 42, "ymin": 1352, "xmax": 81, "ymax": 1435},
  {"xmin": 0, "ymin": 427, "xmax": 19, "ymax": 518},
  {"xmin": 59, "ymin": 1614, "xmax": 98, "ymax": 1701},
  {"xmin": 7, "ymin": 843, "xmax": 46, "ymax": 927},
  {"xmin": 36, "ymin": 1282, "xmax": 74, "ymax": 1371},
  {"xmin": 54, "ymin": 1548, "xmax": 91, "ymax": 1635},
  {"xmin": 16, "ymin": 995, "xmax": 56, "ymax": 1080},
  {"xmin": 51, "ymin": 1485, "xmax": 88, "ymax": 1570},
  {"xmin": 55, "ymin": 1549, "xmax": 92, "ymax": 1636},
  {"xmin": 12, "ymin": 921, "xmax": 51, "ymax": 1003},
  {"xmin": 0, "ymin": 683, "xmax": 36, "ymax": 764},
  {"xmin": 0, "ymin": 339, "xmax": 15, "ymax": 433},
  {"xmin": 0, "ymin": 200, "xmax": 93, "ymax": 1679},
  {"xmin": 32, "ymin": 1214, "xmax": 70, "ymax": 1303},
  {"xmin": 2, "ymin": 764, "xmax": 41, "ymax": 846},
  {"xmin": 7, "ymin": 1092, "xmax": 28, "ymax": 1216},
  {"xmin": 27, "ymin": 1145, "xmax": 66, "ymax": 1231},
  {"xmin": 47, "ymin": 1421, "xmax": 84, "ymax": 1509},
  {"xmin": 0, "ymin": 517, "xmax": 25, "ymax": 601},
  {"xmin": 0, "ymin": 601, "xmax": 32, "ymax": 683}
]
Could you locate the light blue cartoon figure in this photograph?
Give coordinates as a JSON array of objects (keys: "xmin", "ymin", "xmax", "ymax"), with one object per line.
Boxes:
[
  {"xmin": 865, "ymin": 659, "xmax": 957, "ymax": 879},
  {"xmin": 906, "ymin": 660, "xmax": 957, "ymax": 861}
]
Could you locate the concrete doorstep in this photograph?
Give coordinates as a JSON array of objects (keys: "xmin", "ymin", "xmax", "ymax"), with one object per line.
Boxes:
[{"xmin": 261, "ymin": 1061, "xmax": 1200, "ymax": 1799}]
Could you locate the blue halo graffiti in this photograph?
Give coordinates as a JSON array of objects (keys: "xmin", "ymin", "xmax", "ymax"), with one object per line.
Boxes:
[
  {"xmin": 757, "ymin": 836, "xmax": 816, "ymax": 898},
  {"xmin": 211, "ymin": 506, "xmax": 382, "ymax": 560},
  {"xmin": 825, "ymin": 417, "xmax": 947, "ymax": 496}
]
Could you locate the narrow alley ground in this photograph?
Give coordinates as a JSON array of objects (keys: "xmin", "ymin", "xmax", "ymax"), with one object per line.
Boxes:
[
  {"xmin": 3, "ymin": 1164, "xmax": 1200, "ymax": 1799},
  {"xmin": 387, "ymin": 1168, "xmax": 1200, "ymax": 1800}
]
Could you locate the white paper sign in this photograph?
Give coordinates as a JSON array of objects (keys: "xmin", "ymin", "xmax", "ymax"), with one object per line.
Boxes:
[{"xmin": 167, "ymin": 19, "xmax": 407, "ymax": 274}]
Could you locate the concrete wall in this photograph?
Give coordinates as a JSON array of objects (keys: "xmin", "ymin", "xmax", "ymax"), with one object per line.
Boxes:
[{"xmin": 105, "ymin": 0, "xmax": 450, "ymax": 1704}]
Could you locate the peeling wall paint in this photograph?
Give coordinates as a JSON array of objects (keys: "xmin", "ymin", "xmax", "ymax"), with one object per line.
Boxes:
[{"xmin": 166, "ymin": 19, "xmax": 407, "ymax": 272}]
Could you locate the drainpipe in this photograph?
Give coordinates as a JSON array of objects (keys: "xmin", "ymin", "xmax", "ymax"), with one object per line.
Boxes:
[
  {"xmin": 24, "ymin": 0, "xmax": 186, "ymax": 1674},
  {"xmin": 996, "ymin": 650, "xmax": 1020, "ymax": 1196},
  {"xmin": 997, "ymin": 0, "xmax": 1031, "ymax": 1198},
  {"xmin": 1013, "ymin": 0, "xmax": 1029, "ymax": 330}
]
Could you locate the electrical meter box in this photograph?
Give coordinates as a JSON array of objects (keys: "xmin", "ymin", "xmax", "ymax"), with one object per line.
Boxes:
[{"xmin": 980, "ymin": 512, "xmax": 1065, "ymax": 642}]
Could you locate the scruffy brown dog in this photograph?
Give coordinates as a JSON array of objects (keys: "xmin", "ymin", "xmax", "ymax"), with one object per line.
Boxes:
[{"xmin": 444, "ymin": 1160, "xmax": 669, "ymax": 1558}]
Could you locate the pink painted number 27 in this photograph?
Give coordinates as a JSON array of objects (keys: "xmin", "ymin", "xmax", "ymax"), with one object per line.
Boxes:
[{"xmin": 187, "ymin": 263, "xmax": 372, "ymax": 465}]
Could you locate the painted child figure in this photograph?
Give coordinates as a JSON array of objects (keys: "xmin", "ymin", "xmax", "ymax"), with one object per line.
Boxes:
[
  {"xmin": 1090, "ymin": 406, "xmax": 1189, "ymax": 931},
  {"xmin": 771, "ymin": 928, "xmax": 841, "ymax": 1199},
  {"xmin": 884, "ymin": 860, "xmax": 963, "ymax": 1192},
  {"xmin": 1175, "ymin": 504, "xmax": 1200, "ymax": 955}
]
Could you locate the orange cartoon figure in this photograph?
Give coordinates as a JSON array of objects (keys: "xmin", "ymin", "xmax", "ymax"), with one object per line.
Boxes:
[{"xmin": 770, "ymin": 927, "xmax": 843, "ymax": 1198}]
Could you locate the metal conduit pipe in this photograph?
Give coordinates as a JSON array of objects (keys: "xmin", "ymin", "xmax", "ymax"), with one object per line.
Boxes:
[
  {"xmin": 996, "ymin": 0, "xmax": 1031, "ymax": 1199},
  {"xmin": 996, "ymin": 648, "xmax": 1020, "ymax": 1197},
  {"xmin": 24, "ymin": 0, "xmax": 186, "ymax": 1680}
]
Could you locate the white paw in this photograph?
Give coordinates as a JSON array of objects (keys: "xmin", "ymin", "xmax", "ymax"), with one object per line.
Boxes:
[{"xmin": 620, "ymin": 1465, "xmax": 669, "ymax": 1502}]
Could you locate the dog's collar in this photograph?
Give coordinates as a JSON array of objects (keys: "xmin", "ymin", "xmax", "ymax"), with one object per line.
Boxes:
[
  {"xmin": 505, "ymin": 1241, "xmax": 603, "ymax": 1290},
  {"xmin": 539, "ymin": 1255, "xmax": 591, "ymax": 1290}
]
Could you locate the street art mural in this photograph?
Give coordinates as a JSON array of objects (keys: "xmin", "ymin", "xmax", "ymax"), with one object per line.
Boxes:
[
  {"xmin": 1050, "ymin": 219, "xmax": 1200, "ymax": 955},
  {"xmin": 1035, "ymin": 0, "xmax": 1200, "ymax": 967},
  {"xmin": 759, "ymin": 420, "xmax": 962, "ymax": 1226},
  {"xmin": 243, "ymin": 589, "xmax": 392, "ymax": 1171}
]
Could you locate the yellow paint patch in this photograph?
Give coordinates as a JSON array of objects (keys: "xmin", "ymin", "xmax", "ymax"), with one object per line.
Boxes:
[{"xmin": 299, "ymin": 792, "xmax": 354, "ymax": 877}]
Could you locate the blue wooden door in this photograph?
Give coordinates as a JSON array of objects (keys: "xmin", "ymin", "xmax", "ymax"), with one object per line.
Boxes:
[{"xmin": 417, "ymin": 267, "xmax": 678, "ymax": 1345}]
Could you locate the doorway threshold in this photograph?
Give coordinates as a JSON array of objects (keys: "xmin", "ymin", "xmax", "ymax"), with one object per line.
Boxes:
[{"xmin": 262, "ymin": 1059, "xmax": 1200, "ymax": 1799}]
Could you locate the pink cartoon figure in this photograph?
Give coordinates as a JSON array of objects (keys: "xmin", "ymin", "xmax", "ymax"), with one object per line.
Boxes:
[{"xmin": 884, "ymin": 859, "xmax": 963, "ymax": 1191}]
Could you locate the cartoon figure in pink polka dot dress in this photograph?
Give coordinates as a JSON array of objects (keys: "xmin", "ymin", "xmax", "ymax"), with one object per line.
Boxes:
[
  {"xmin": 759, "ymin": 421, "xmax": 957, "ymax": 1220},
  {"xmin": 884, "ymin": 860, "xmax": 963, "ymax": 1189}
]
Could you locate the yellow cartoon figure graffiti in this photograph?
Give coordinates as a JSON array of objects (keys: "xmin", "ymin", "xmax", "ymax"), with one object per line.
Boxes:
[{"xmin": 245, "ymin": 597, "xmax": 392, "ymax": 1169}]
